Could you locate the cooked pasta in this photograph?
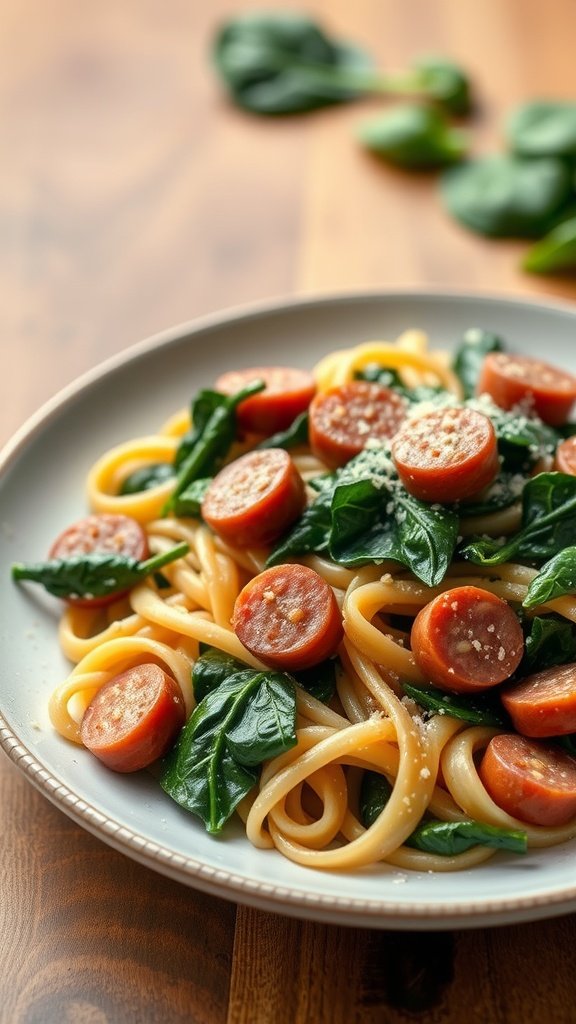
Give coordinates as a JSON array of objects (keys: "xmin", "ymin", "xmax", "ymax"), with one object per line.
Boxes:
[{"xmin": 21, "ymin": 330, "xmax": 576, "ymax": 873}]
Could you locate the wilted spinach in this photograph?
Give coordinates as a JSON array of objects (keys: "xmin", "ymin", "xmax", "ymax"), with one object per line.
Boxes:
[
  {"xmin": 507, "ymin": 101, "xmax": 576, "ymax": 158},
  {"xmin": 12, "ymin": 542, "xmax": 189, "ymax": 600},
  {"xmin": 523, "ymin": 547, "xmax": 576, "ymax": 608},
  {"xmin": 165, "ymin": 380, "xmax": 264, "ymax": 513},
  {"xmin": 452, "ymin": 327, "xmax": 504, "ymax": 398},
  {"xmin": 440, "ymin": 155, "xmax": 573, "ymax": 238},
  {"xmin": 193, "ymin": 645, "xmax": 337, "ymax": 705},
  {"xmin": 119, "ymin": 462, "xmax": 174, "ymax": 495},
  {"xmin": 213, "ymin": 13, "xmax": 472, "ymax": 116},
  {"xmin": 161, "ymin": 655, "xmax": 297, "ymax": 833},
  {"xmin": 359, "ymin": 772, "xmax": 526, "ymax": 854},
  {"xmin": 521, "ymin": 614, "xmax": 576, "ymax": 673},
  {"xmin": 403, "ymin": 683, "xmax": 507, "ymax": 726},
  {"xmin": 256, "ymin": 411, "xmax": 309, "ymax": 450},
  {"xmin": 269, "ymin": 448, "xmax": 459, "ymax": 587},
  {"xmin": 461, "ymin": 472, "xmax": 576, "ymax": 566},
  {"xmin": 358, "ymin": 103, "xmax": 466, "ymax": 168}
]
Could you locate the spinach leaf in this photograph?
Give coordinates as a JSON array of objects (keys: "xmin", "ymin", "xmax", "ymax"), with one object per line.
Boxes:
[
  {"xmin": 165, "ymin": 380, "xmax": 264, "ymax": 512},
  {"xmin": 212, "ymin": 11, "xmax": 374, "ymax": 115},
  {"xmin": 360, "ymin": 771, "xmax": 394, "ymax": 827},
  {"xmin": 12, "ymin": 542, "xmax": 189, "ymax": 600},
  {"xmin": 161, "ymin": 666, "xmax": 296, "ymax": 833},
  {"xmin": 360, "ymin": 772, "xmax": 526, "ymax": 855},
  {"xmin": 256, "ymin": 411, "xmax": 309, "ymax": 450},
  {"xmin": 194, "ymin": 645, "xmax": 337, "ymax": 707},
  {"xmin": 521, "ymin": 614, "xmax": 576, "ymax": 673},
  {"xmin": 440, "ymin": 155, "xmax": 573, "ymax": 238},
  {"xmin": 523, "ymin": 547, "xmax": 576, "ymax": 608},
  {"xmin": 403, "ymin": 683, "xmax": 507, "ymax": 726},
  {"xmin": 267, "ymin": 479, "xmax": 334, "ymax": 565},
  {"xmin": 119, "ymin": 462, "xmax": 174, "ymax": 495},
  {"xmin": 171, "ymin": 478, "xmax": 212, "ymax": 519},
  {"xmin": 488, "ymin": 406, "xmax": 558, "ymax": 472},
  {"xmin": 406, "ymin": 820, "xmax": 527, "ymax": 856},
  {"xmin": 213, "ymin": 15, "xmax": 473, "ymax": 118},
  {"xmin": 358, "ymin": 103, "xmax": 466, "ymax": 168},
  {"xmin": 523, "ymin": 215, "xmax": 576, "ymax": 275},
  {"xmin": 329, "ymin": 459, "xmax": 459, "ymax": 586},
  {"xmin": 507, "ymin": 102, "xmax": 576, "ymax": 158},
  {"xmin": 461, "ymin": 472, "xmax": 576, "ymax": 566},
  {"xmin": 295, "ymin": 657, "xmax": 338, "ymax": 705},
  {"xmin": 457, "ymin": 470, "xmax": 524, "ymax": 518},
  {"xmin": 452, "ymin": 327, "xmax": 504, "ymax": 399},
  {"xmin": 355, "ymin": 364, "xmax": 405, "ymax": 389},
  {"xmin": 269, "ymin": 448, "xmax": 459, "ymax": 586}
]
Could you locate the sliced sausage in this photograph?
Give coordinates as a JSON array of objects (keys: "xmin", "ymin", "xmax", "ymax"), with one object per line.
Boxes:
[
  {"xmin": 479, "ymin": 733, "xmax": 576, "ymax": 826},
  {"xmin": 410, "ymin": 585, "xmax": 524, "ymax": 693},
  {"xmin": 232, "ymin": 564, "xmax": 342, "ymax": 671},
  {"xmin": 215, "ymin": 366, "xmax": 316, "ymax": 435},
  {"xmin": 391, "ymin": 406, "xmax": 499, "ymax": 503},
  {"xmin": 201, "ymin": 448, "xmax": 305, "ymax": 547},
  {"xmin": 478, "ymin": 352, "xmax": 576, "ymax": 426},
  {"xmin": 502, "ymin": 662, "xmax": 576, "ymax": 737},
  {"xmin": 49, "ymin": 513, "xmax": 149, "ymax": 607},
  {"xmin": 309, "ymin": 380, "xmax": 407, "ymax": 468},
  {"xmin": 555, "ymin": 435, "xmax": 576, "ymax": 475},
  {"xmin": 80, "ymin": 663, "xmax": 186, "ymax": 773}
]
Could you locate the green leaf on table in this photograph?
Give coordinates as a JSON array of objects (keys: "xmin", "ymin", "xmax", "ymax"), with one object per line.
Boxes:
[
  {"xmin": 523, "ymin": 216, "xmax": 576, "ymax": 275},
  {"xmin": 401, "ymin": 56, "xmax": 472, "ymax": 116},
  {"xmin": 507, "ymin": 101, "xmax": 576, "ymax": 158},
  {"xmin": 440, "ymin": 155, "xmax": 573, "ymax": 238},
  {"xmin": 358, "ymin": 103, "xmax": 466, "ymax": 168},
  {"xmin": 212, "ymin": 11, "xmax": 374, "ymax": 115}
]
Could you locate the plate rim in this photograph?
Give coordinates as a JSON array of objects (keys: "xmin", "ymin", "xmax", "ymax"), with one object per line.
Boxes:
[{"xmin": 4, "ymin": 286, "xmax": 576, "ymax": 930}]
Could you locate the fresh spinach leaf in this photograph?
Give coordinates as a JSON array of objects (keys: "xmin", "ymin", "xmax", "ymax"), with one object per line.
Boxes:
[
  {"xmin": 461, "ymin": 472, "xmax": 576, "ymax": 566},
  {"xmin": 508, "ymin": 101, "xmax": 576, "ymax": 158},
  {"xmin": 523, "ymin": 215, "xmax": 576, "ymax": 275},
  {"xmin": 165, "ymin": 380, "xmax": 264, "ymax": 512},
  {"xmin": 161, "ymin": 666, "xmax": 296, "ymax": 833},
  {"xmin": 12, "ymin": 542, "xmax": 189, "ymax": 600},
  {"xmin": 406, "ymin": 820, "xmax": 527, "ymax": 856},
  {"xmin": 358, "ymin": 103, "xmax": 466, "ymax": 168},
  {"xmin": 194, "ymin": 646, "xmax": 337, "ymax": 708},
  {"xmin": 523, "ymin": 547, "xmax": 576, "ymax": 608},
  {"xmin": 452, "ymin": 327, "xmax": 504, "ymax": 399},
  {"xmin": 212, "ymin": 14, "xmax": 473, "ymax": 118},
  {"xmin": 521, "ymin": 614, "xmax": 576, "ymax": 673},
  {"xmin": 212, "ymin": 11, "xmax": 374, "ymax": 115},
  {"xmin": 440, "ymin": 155, "xmax": 573, "ymax": 238},
  {"xmin": 403, "ymin": 683, "xmax": 507, "ymax": 726},
  {"xmin": 119, "ymin": 462, "xmax": 174, "ymax": 495},
  {"xmin": 256, "ymin": 411, "xmax": 309, "ymax": 450}
]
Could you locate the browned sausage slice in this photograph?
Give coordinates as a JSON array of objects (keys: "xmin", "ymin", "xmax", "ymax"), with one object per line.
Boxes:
[{"xmin": 480, "ymin": 733, "xmax": 576, "ymax": 826}]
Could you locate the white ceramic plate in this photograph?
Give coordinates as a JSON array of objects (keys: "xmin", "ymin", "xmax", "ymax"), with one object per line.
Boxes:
[{"xmin": 3, "ymin": 290, "xmax": 576, "ymax": 931}]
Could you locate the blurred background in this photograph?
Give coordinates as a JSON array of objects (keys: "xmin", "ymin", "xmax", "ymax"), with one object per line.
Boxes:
[{"xmin": 3, "ymin": 0, "xmax": 575, "ymax": 449}]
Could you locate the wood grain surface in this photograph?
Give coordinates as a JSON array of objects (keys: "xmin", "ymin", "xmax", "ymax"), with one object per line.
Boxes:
[{"xmin": 2, "ymin": 1, "xmax": 576, "ymax": 1022}]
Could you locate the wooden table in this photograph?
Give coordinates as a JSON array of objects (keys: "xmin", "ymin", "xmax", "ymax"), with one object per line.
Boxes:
[{"xmin": 3, "ymin": 2, "xmax": 576, "ymax": 1021}]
